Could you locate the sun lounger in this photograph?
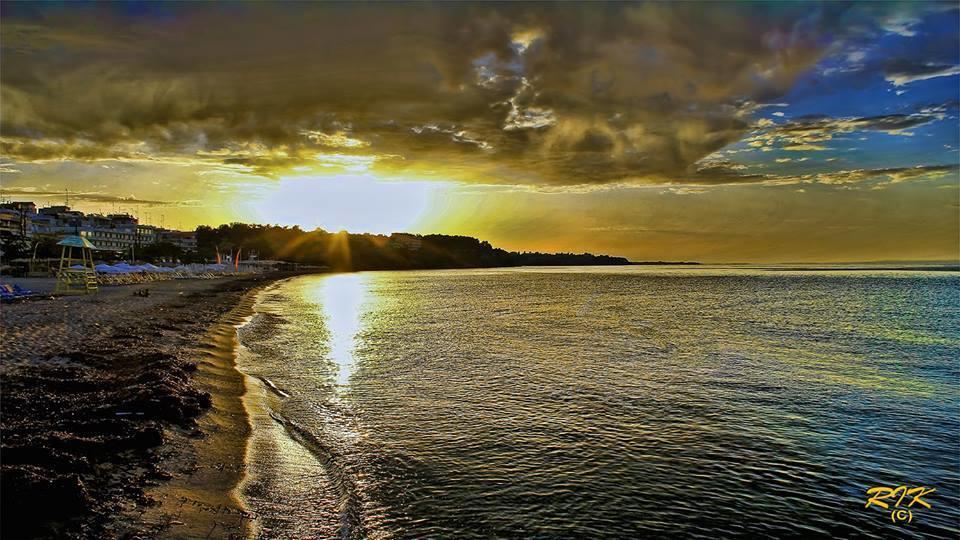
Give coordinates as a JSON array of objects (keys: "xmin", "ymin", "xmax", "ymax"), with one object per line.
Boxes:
[{"xmin": 0, "ymin": 283, "xmax": 40, "ymax": 302}]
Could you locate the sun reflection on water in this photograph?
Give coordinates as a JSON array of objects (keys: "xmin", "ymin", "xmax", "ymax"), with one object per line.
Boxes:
[{"xmin": 316, "ymin": 273, "xmax": 371, "ymax": 390}]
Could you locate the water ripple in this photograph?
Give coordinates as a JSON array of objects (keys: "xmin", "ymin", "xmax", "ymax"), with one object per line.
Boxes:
[{"xmin": 237, "ymin": 268, "xmax": 960, "ymax": 539}]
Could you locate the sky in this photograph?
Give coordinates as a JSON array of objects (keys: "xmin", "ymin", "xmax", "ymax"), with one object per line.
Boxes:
[{"xmin": 1, "ymin": 1, "xmax": 958, "ymax": 262}]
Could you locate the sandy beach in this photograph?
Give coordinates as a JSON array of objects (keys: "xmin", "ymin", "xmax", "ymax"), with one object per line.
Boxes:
[{"xmin": 0, "ymin": 274, "xmax": 303, "ymax": 539}]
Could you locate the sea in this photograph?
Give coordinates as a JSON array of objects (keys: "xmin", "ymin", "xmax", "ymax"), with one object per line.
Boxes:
[{"xmin": 233, "ymin": 265, "xmax": 960, "ymax": 539}]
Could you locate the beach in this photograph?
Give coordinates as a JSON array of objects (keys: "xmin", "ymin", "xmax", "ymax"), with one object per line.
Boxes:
[
  {"xmin": 3, "ymin": 266, "xmax": 958, "ymax": 538},
  {"xmin": 0, "ymin": 274, "xmax": 299, "ymax": 539}
]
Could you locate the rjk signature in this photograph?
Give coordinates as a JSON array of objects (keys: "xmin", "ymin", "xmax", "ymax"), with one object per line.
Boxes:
[{"xmin": 864, "ymin": 485, "xmax": 936, "ymax": 524}]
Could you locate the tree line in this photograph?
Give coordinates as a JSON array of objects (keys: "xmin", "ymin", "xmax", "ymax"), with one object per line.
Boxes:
[{"xmin": 196, "ymin": 223, "xmax": 633, "ymax": 270}]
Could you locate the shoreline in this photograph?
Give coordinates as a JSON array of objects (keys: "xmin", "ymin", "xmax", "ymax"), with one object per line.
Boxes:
[
  {"xmin": 131, "ymin": 285, "xmax": 264, "ymax": 539},
  {"xmin": 0, "ymin": 273, "xmax": 308, "ymax": 538}
]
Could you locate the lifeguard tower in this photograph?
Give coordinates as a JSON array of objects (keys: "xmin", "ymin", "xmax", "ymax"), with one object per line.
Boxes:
[{"xmin": 55, "ymin": 235, "xmax": 100, "ymax": 294}]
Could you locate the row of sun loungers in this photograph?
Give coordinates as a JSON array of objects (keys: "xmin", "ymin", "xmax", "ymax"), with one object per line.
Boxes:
[
  {"xmin": 95, "ymin": 270, "xmax": 239, "ymax": 286},
  {"xmin": 97, "ymin": 272, "xmax": 180, "ymax": 285},
  {"xmin": 3, "ymin": 264, "xmax": 256, "ymax": 301},
  {"xmin": 89, "ymin": 262, "xmax": 260, "ymax": 286}
]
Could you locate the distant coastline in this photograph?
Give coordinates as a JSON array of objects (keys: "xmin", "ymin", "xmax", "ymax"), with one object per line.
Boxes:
[
  {"xmin": 702, "ymin": 262, "xmax": 960, "ymax": 272},
  {"xmin": 755, "ymin": 264, "xmax": 960, "ymax": 272},
  {"xmin": 628, "ymin": 261, "xmax": 701, "ymax": 266}
]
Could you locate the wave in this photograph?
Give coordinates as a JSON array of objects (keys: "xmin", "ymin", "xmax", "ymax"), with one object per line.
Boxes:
[
  {"xmin": 268, "ymin": 411, "xmax": 365, "ymax": 540},
  {"xmin": 256, "ymin": 376, "xmax": 290, "ymax": 398}
]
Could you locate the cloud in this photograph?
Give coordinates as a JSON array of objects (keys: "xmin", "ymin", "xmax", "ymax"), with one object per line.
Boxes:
[
  {"xmin": 878, "ymin": 3, "xmax": 959, "ymax": 38},
  {"xmin": 811, "ymin": 164, "xmax": 958, "ymax": 185},
  {"xmin": 880, "ymin": 11, "xmax": 922, "ymax": 37},
  {"xmin": 2, "ymin": 2, "xmax": 923, "ymax": 187},
  {"xmin": 885, "ymin": 63, "xmax": 960, "ymax": 86},
  {"xmin": 673, "ymin": 162, "xmax": 958, "ymax": 187},
  {"xmin": 0, "ymin": 187, "xmax": 172, "ymax": 205},
  {"xmin": 785, "ymin": 144, "xmax": 829, "ymax": 151},
  {"xmin": 300, "ymin": 131, "xmax": 369, "ymax": 149},
  {"xmin": 740, "ymin": 104, "xmax": 953, "ymax": 151},
  {"xmin": 0, "ymin": 136, "xmax": 199, "ymax": 164}
]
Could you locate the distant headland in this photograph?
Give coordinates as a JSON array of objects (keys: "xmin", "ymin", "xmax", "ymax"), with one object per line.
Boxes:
[{"xmin": 194, "ymin": 223, "xmax": 656, "ymax": 271}]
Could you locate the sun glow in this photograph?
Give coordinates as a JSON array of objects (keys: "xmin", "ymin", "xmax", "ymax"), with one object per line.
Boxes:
[
  {"xmin": 244, "ymin": 173, "xmax": 447, "ymax": 234},
  {"xmin": 315, "ymin": 273, "xmax": 371, "ymax": 390}
]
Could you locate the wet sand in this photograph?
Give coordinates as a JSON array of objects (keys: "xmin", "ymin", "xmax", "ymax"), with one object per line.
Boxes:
[
  {"xmin": 130, "ymin": 291, "xmax": 260, "ymax": 539},
  {"xmin": 0, "ymin": 274, "xmax": 305, "ymax": 539}
]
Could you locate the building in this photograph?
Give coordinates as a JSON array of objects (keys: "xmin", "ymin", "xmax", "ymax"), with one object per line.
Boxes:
[
  {"xmin": 158, "ymin": 230, "xmax": 197, "ymax": 252},
  {"xmin": 29, "ymin": 213, "xmax": 56, "ymax": 235},
  {"xmin": 0, "ymin": 208, "xmax": 30, "ymax": 239},
  {"xmin": 0, "ymin": 203, "xmax": 34, "ymax": 257},
  {"xmin": 0, "ymin": 201, "xmax": 198, "ymax": 254},
  {"xmin": 0, "ymin": 207, "xmax": 32, "ymax": 239},
  {"xmin": 35, "ymin": 206, "xmax": 85, "ymax": 235},
  {"xmin": 39, "ymin": 205, "xmax": 70, "ymax": 215},
  {"xmin": 82, "ymin": 214, "xmax": 139, "ymax": 252},
  {"xmin": 137, "ymin": 224, "xmax": 159, "ymax": 246},
  {"xmin": 0, "ymin": 201, "xmax": 37, "ymax": 215}
]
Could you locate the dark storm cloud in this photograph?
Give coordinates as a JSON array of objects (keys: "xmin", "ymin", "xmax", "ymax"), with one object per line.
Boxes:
[{"xmin": 0, "ymin": 2, "xmax": 942, "ymax": 185}]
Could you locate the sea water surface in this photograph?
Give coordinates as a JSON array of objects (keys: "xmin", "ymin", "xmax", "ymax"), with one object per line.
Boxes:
[{"xmin": 235, "ymin": 266, "xmax": 959, "ymax": 539}]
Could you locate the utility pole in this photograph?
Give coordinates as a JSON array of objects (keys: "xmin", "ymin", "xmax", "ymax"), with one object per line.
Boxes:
[
  {"xmin": 134, "ymin": 218, "xmax": 140, "ymax": 261},
  {"xmin": 18, "ymin": 208, "xmax": 27, "ymax": 239}
]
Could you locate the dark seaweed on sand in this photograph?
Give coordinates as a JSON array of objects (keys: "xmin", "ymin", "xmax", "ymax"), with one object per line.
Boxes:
[{"xmin": 0, "ymin": 275, "xmax": 289, "ymax": 539}]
